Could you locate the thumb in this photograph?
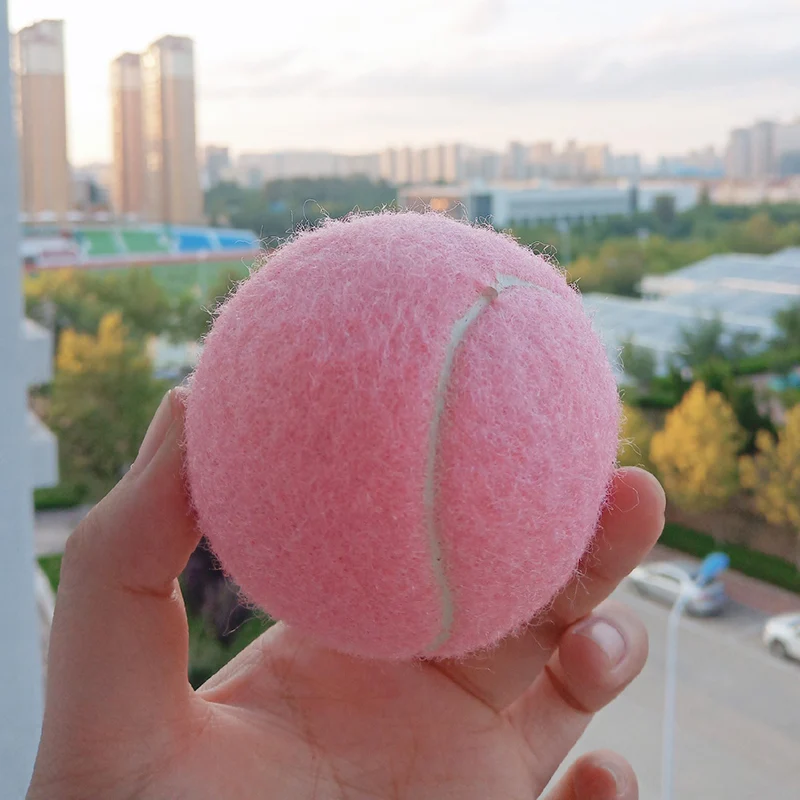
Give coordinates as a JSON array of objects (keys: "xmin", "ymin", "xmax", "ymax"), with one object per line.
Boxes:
[{"xmin": 37, "ymin": 389, "xmax": 201, "ymax": 765}]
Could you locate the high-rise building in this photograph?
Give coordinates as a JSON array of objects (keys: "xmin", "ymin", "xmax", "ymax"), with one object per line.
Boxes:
[
  {"xmin": 583, "ymin": 144, "xmax": 610, "ymax": 177},
  {"xmin": 141, "ymin": 35, "xmax": 202, "ymax": 224},
  {"xmin": 12, "ymin": 20, "xmax": 70, "ymax": 219},
  {"xmin": 379, "ymin": 148, "xmax": 398, "ymax": 183},
  {"xmin": 396, "ymin": 147, "xmax": 413, "ymax": 184},
  {"xmin": 411, "ymin": 148, "xmax": 429, "ymax": 184},
  {"xmin": 528, "ymin": 142, "xmax": 554, "ymax": 178},
  {"xmin": 203, "ymin": 145, "xmax": 231, "ymax": 188},
  {"xmin": 440, "ymin": 143, "xmax": 464, "ymax": 184},
  {"xmin": 111, "ymin": 53, "xmax": 146, "ymax": 217},
  {"xmin": 505, "ymin": 141, "xmax": 528, "ymax": 181},
  {"xmin": 775, "ymin": 120, "xmax": 800, "ymax": 177},
  {"xmin": 750, "ymin": 120, "xmax": 776, "ymax": 178},
  {"xmin": 726, "ymin": 128, "xmax": 752, "ymax": 179}
]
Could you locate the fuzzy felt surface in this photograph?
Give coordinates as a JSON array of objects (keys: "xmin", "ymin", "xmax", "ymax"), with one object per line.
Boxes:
[{"xmin": 185, "ymin": 212, "xmax": 620, "ymax": 660}]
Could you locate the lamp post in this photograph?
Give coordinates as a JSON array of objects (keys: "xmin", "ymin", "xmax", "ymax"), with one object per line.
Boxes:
[
  {"xmin": 0, "ymin": 1, "xmax": 44, "ymax": 794},
  {"xmin": 661, "ymin": 552, "xmax": 730, "ymax": 800}
]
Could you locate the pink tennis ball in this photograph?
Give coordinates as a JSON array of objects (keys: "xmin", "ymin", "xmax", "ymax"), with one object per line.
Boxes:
[{"xmin": 185, "ymin": 212, "xmax": 619, "ymax": 660}]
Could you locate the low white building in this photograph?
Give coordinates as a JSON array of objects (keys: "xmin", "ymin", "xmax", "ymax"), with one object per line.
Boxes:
[
  {"xmin": 399, "ymin": 182, "xmax": 635, "ymax": 227},
  {"xmin": 589, "ymin": 248, "xmax": 800, "ymax": 383},
  {"xmin": 399, "ymin": 180, "xmax": 699, "ymax": 228}
]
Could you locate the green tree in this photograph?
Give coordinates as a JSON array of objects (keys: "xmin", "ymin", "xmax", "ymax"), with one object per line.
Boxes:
[
  {"xmin": 696, "ymin": 360, "xmax": 774, "ymax": 452},
  {"xmin": 47, "ymin": 312, "xmax": 164, "ymax": 495},
  {"xmin": 774, "ymin": 303, "xmax": 800, "ymax": 349},
  {"xmin": 724, "ymin": 211, "xmax": 779, "ymax": 254},
  {"xmin": 650, "ymin": 383, "xmax": 745, "ymax": 513},
  {"xmin": 26, "ymin": 268, "xmax": 176, "ymax": 343},
  {"xmin": 620, "ymin": 338, "xmax": 656, "ymax": 390},
  {"xmin": 568, "ymin": 239, "xmax": 645, "ymax": 295},
  {"xmin": 676, "ymin": 318, "xmax": 761, "ymax": 370},
  {"xmin": 653, "ymin": 194, "xmax": 677, "ymax": 228}
]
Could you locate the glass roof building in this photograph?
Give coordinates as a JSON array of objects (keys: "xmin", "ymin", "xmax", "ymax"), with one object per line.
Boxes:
[{"xmin": 585, "ymin": 248, "xmax": 800, "ymax": 381}]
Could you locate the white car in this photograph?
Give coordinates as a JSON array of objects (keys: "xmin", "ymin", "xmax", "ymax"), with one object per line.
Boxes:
[
  {"xmin": 628, "ymin": 561, "xmax": 728, "ymax": 616},
  {"xmin": 763, "ymin": 613, "xmax": 800, "ymax": 661}
]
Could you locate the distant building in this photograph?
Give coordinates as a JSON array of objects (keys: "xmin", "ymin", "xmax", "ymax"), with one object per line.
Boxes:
[
  {"xmin": 441, "ymin": 143, "xmax": 465, "ymax": 184},
  {"xmin": 236, "ymin": 150, "xmax": 381, "ymax": 184},
  {"xmin": 379, "ymin": 148, "xmax": 398, "ymax": 183},
  {"xmin": 726, "ymin": 128, "xmax": 752, "ymax": 179},
  {"xmin": 142, "ymin": 35, "xmax": 203, "ymax": 224},
  {"xmin": 528, "ymin": 141, "xmax": 555, "ymax": 178},
  {"xmin": 583, "ymin": 144, "xmax": 610, "ymax": 177},
  {"xmin": 202, "ymin": 145, "xmax": 231, "ymax": 189},
  {"xmin": 12, "ymin": 20, "xmax": 70, "ymax": 220},
  {"xmin": 750, "ymin": 120, "xmax": 776, "ymax": 178},
  {"xmin": 774, "ymin": 121, "xmax": 800, "ymax": 177},
  {"xmin": 605, "ymin": 153, "xmax": 641, "ymax": 180},
  {"xmin": 505, "ymin": 141, "xmax": 528, "ymax": 181},
  {"xmin": 656, "ymin": 147, "xmax": 723, "ymax": 178},
  {"xmin": 396, "ymin": 147, "xmax": 413, "ymax": 184},
  {"xmin": 589, "ymin": 247, "xmax": 800, "ymax": 382},
  {"xmin": 399, "ymin": 182, "xmax": 636, "ymax": 227},
  {"xmin": 111, "ymin": 53, "xmax": 146, "ymax": 217}
]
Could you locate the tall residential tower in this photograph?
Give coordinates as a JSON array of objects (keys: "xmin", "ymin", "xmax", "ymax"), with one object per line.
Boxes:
[
  {"xmin": 12, "ymin": 19, "xmax": 70, "ymax": 219},
  {"xmin": 141, "ymin": 35, "xmax": 202, "ymax": 224},
  {"xmin": 111, "ymin": 53, "xmax": 146, "ymax": 217}
]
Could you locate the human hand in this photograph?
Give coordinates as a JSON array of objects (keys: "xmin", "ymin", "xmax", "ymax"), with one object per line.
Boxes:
[{"xmin": 28, "ymin": 389, "xmax": 665, "ymax": 800}]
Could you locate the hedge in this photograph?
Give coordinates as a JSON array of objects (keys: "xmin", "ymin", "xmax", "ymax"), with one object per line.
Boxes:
[
  {"xmin": 34, "ymin": 484, "xmax": 87, "ymax": 511},
  {"xmin": 660, "ymin": 523, "xmax": 800, "ymax": 595}
]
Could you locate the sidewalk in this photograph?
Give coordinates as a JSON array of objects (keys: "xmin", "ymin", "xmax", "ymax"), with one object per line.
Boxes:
[{"xmin": 648, "ymin": 543, "xmax": 800, "ymax": 617}]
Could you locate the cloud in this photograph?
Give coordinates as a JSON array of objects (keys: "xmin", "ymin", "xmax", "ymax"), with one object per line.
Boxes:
[
  {"xmin": 455, "ymin": 0, "xmax": 511, "ymax": 35},
  {"xmin": 247, "ymin": 2, "xmax": 800, "ymax": 108}
]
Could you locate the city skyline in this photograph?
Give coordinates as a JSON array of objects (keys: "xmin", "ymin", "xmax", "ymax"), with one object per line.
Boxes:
[{"xmin": 10, "ymin": 0, "xmax": 800, "ymax": 165}]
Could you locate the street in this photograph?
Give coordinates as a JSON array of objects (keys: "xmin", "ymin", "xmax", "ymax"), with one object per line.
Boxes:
[{"xmin": 559, "ymin": 584, "xmax": 800, "ymax": 799}]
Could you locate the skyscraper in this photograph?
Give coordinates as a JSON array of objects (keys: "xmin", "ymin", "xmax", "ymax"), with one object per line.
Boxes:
[
  {"xmin": 203, "ymin": 145, "xmax": 231, "ymax": 188},
  {"xmin": 111, "ymin": 53, "xmax": 146, "ymax": 217},
  {"xmin": 726, "ymin": 128, "xmax": 752, "ymax": 179},
  {"xmin": 12, "ymin": 19, "xmax": 70, "ymax": 219},
  {"xmin": 750, "ymin": 120, "xmax": 776, "ymax": 179},
  {"xmin": 141, "ymin": 35, "xmax": 202, "ymax": 224}
]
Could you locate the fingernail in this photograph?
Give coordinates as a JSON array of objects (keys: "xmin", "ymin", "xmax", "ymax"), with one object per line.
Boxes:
[
  {"xmin": 577, "ymin": 618, "xmax": 627, "ymax": 667},
  {"xmin": 132, "ymin": 391, "xmax": 175, "ymax": 472},
  {"xmin": 601, "ymin": 761, "xmax": 628, "ymax": 795}
]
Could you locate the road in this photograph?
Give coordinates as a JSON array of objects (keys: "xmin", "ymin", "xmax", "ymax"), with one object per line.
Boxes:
[{"xmin": 558, "ymin": 585, "xmax": 800, "ymax": 799}]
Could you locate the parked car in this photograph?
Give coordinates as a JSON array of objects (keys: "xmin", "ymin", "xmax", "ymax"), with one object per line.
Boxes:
[
  {"xmin": 628, "ymin": 561, "xmax": 728, "ymax": 616},
  {"xmin": 762, "ymin": 613, "xmax": 800, "ymax": 661}
]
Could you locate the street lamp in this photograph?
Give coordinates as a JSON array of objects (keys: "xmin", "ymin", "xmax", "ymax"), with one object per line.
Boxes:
[{"xmin": 661, "ymin": 551, "xmax": 730, "ymax": 800}]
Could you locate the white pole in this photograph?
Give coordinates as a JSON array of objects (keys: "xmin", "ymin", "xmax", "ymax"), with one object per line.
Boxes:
[
  {"xmin": 0, "ymin": 1, "xmax": 44, "ymax": 795},
  {"xmin": 661, "ymin": 591, "xmax": 689, "ymax": 800}
]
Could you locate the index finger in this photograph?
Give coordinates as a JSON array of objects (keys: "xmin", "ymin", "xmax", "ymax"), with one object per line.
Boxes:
[{"xmin": 432, "ymin": 467, "xmax": 665, "ymax": 711}]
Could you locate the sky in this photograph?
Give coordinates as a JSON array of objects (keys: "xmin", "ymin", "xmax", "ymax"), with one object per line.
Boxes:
[{"xmin": 9, "ymin": 0, "xmax": 800, "ymax": 166}]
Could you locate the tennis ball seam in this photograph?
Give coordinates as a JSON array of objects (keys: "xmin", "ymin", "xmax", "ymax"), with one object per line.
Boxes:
[{"xmin": 423, "ymin": 274, "xmax": 555, "ymax": 654}]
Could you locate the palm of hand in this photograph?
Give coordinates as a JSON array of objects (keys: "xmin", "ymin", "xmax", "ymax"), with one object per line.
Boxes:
[
  {"xmin": 157, "ymin": 631, "xmax": 536, "ymax": 799},
  {"xmin": 29, "ymin": 395, "xmax": 663, "ymax": 800}
]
